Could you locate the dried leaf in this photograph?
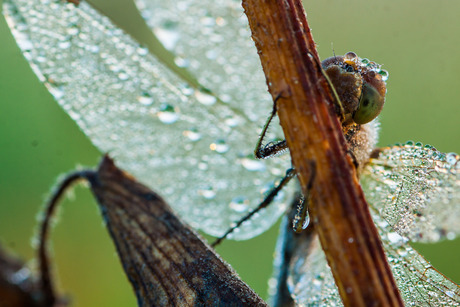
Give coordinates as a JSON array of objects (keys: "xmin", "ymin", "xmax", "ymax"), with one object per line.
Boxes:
[{"xmin": 88, "ymin": 156, "xmax": 267, "ymax": 306}]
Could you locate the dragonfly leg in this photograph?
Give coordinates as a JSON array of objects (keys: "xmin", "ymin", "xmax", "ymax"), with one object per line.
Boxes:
[
  {"xmin": 211, "ymin": 168, "xmax": 297, "ymax": 247},
  {"xmin": 292, "ymin": 193, "xmax": 308, "ymax": 233},
  {"xmin": 254, "ymin": 94, "xmax": 289, "ymax": 159},
  {"xmin": 309, "ymin": 52, "xmax": 346, "ymax": 121},
  {"xmin": 292, "ymin": 160, "xmax": 316, "ymax": 233}
]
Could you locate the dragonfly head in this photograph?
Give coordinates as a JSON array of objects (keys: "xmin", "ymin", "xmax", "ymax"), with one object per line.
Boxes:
[{"xmin": 322, "ymin": 52, "xmax": 388, "ymax": 125}]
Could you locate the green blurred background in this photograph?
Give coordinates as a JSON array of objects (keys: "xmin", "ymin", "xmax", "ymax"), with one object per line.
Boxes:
[{"xmin": 0, "ymin": 0, "xmax": 459, "ymax": 305}]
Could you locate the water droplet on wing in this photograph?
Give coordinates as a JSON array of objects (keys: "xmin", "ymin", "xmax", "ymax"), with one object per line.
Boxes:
[{"xmin": 157, "ymin": 104, "xmax": 179, "ymax": 124}]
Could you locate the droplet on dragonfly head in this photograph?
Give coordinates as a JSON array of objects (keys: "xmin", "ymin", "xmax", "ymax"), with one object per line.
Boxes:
[
  {"xmin": 378, "ymin": 69, "xmax": 389, "ymax": 81},
  {"xmin": 343, "ymin": 51, "xmax": 359, "ymax": 67},
  {"xmin": 446, "ymin": 152, "xmax": 459, "ymax": 165}
]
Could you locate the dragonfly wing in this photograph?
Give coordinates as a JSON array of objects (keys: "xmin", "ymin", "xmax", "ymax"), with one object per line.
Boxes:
[
  {"xmin": 361, "ymin": 143, "xmax": 460, "ymax": 243},
  {"xmin": 279, "ymin": 213, "xmax": 460, "ymax": 306},
  {"xmin": 284, "ymin": 232, "xmax": 342, "ymax": 306},
  {"xmin": 3, "ymin": 0, "xmax": 293, "ymax": 239},
  {"xmin": 135, "ymin": 0, "xmax": 273, "ymax": 125},
  {"xmin": 270, "ymin": 215, "xmax": 342, "ymax": 306},
  {"xmin": 373, "ymin": 211, "xmax": 460, "ymax": 305}
]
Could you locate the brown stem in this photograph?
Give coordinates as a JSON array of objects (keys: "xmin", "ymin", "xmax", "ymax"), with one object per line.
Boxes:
[{"xmin": 241, "ymin": 0, "xmax": 403, "ymax": 305}]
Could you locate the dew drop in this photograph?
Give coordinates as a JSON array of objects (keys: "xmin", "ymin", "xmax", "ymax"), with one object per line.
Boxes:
[
  {"xmin": 387, "ymin": 232, "xmax": 406, "ymax": 244},
  {"xmin": 58, "ymin": 40, "xmax": 71, "ymax": 49},
  {"xmin": 153, "ymin": 26, "xmax": 180, "ymax": 50},
  {"xmin": 195, "ymin": 90, "xmax": 217, "ymax": 105},
  {"xmin": 88, "ymin": 45, "xmax": 100, "ymax": 53},
  {"xmin": 240, "ymin": 157, "xmax": 266, "ymax": 172},
  {"xmin": 446, "ymin": 231, "xmax": 456, "ymax": 240},
  {"xmin": 157, "ymin": 104, "xmax": 179, "ymax": 124},
  {"xmin": 11, "ymin": 268, "xmax": 31, "ymax": 284},
  {"xmin": 17, "ymin": 35, "xmax": 33, "ymax": 51},
  {"xmin": 446, "ymin": 152, "xmax": 459, "ymax": 165},
  {"xmin": 183, "ymin": 128, "xmax": 202, "ymax": 141},
  {"xmin": 344, "ymin": 51, "xmax": 358, "ymax": 61},
  {"xmin": 220, "ymin": 94, "xmax": 231, "ymax": 103},
  {"xmin": 301, "ymin": 212, "xmax": 310, "ymax": 230},
  {"xmin": 224, "ymin": 116, "xmax": 240, "ymax": 127},
  {"xmin": 205, "ymin": 49, "xmax": 217, "ymax": 60},
  {"xmin": 312, "ymin": 278, "xmax": 322, "ymax": 287},
  {"xmin": 136, "ymin": 47, "xmax": 149, "ymax": 56},
  {"xmin": 137, "ymin": 92, "xmax": 154, "ymax": 106},
  {"xmin": 260, "ymin": 182, "xmax": 275, "ymax": 196},
  {"xmin": 174, "ymin": 56, "xmax": 189, "ymax": 68},
  {"xmin": 378, "ymin": 69, "xmax": 389, "ymax": 81},
  {"xmin": 197, "ymin": 186, "xmax": 216, "ymax": 199},
  {"xmin": 210, "ymin": 139, "xmax": 229, "ymax": 153},
  {"xmin": 180, "ymin": 84, "xmax": 194, "ymax": 96},
  {"xmin": 268, "ymin": 278, "xmax": 278, "ymax": 295},
  {"xmin": 397, "ymin": 249, "xmax": 408, "ymax": 257},
  {"xmin": 198, "ymin": 162, "xmax": 208, "ymax": 171},
  {"xmin": 215, "ymin": 16, "xmax": 226, "ymax": 26},
  {"xmin": 66, "ymin": 25, "xmax": 80, "ymax": 36},
  {"xmin": 260, "ymin": 181, "xmax": 284, "ymax": 200},
  {"xmin": 67, "ymin": 110, "xmax": 81, "ymax": 121},
  {"xmin": 229, "ymin": 196, "xmax": 249, "ymax": 212},
  {"xmin": 118, "ymin": 71, "xmax": 129, "ymax": 80}
]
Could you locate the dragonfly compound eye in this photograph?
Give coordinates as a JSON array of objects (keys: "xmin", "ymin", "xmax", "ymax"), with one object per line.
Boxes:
[{"xmin": 353, "ymin": 69, "xmax": 388, "ymax": 124}]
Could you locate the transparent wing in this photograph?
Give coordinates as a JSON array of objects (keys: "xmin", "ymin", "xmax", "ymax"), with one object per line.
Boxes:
[
  {"xmin": 284, "ymin": 232, "xmax": 342, "ymax": 306},
  {"xmin": 283, "ymin": 215, "xmax": 460, "ymax": 306},
  {"xmin": 374, "ymin": 212, "xmax": 460, "ymax": 305},
  {"xmin": 361, "ymin": 143, "xmax": 460, "ymax": 243},
  {"xmin": 134, "ymin": 0, "xmax": 271, "ymax": 123},
  {"xmin": 3, "ymin": 0, "xmax": 293, "ymax": 239}
]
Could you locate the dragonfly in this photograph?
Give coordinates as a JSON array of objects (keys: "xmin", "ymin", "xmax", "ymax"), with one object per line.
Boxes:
[{"xmin": 3, "ymin": 0, "xmax": 459, "ymax": 305}]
